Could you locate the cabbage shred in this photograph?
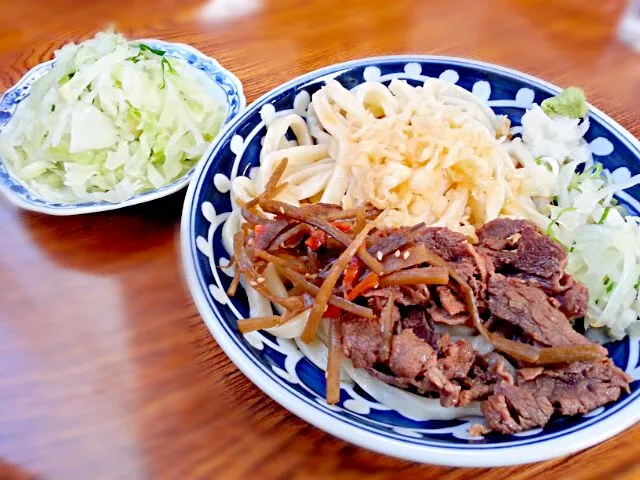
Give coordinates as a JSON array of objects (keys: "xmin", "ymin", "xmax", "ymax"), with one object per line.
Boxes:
[{"xmin": 0, "ymin": 31, "xmax": 225, "ymax": 203}]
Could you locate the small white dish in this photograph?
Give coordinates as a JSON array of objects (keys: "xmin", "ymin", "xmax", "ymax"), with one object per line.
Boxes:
[{"xmin": 0, "ymin": 39, "xmax": 245, "ymax": 215}]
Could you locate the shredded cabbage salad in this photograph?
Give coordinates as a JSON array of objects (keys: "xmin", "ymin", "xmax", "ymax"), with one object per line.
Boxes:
[
  {"xmin": 515, "ymin": 92, "xmax": 640, "ymax": 339},
  {"xmin": 0, "ymin": 31, "xmax": 225, "ymax": 203}
]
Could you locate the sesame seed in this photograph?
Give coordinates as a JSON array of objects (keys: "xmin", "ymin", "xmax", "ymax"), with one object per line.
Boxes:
[
  {"xmin": 394, "ymin": 250, "xmax": 401, "ymax": 258},
  {"xmin": 249, "ymin": 280, "xmax": 258, "ymax": 287},
  {"xmin": 257, "ymin": 277, "xmax": 266, "ymax": 284},
  {"xmin": 279, "ymin": 207, "xmax": 285, "ymax": 214},
  {"xmin": 403, "ymin": 251, "xmax": 410, "ymax": 259},
  {"xmin": 376, "ymin": 251, "xmax": 383, "ymax": 261}
]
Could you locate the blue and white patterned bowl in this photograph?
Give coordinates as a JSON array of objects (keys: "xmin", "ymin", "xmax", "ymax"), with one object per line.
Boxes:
[
  {"xmin": 0, "ymin": 39, "xmax": 245, "ymax": 215},
  {"xmin": 181, "ymin": 56, "xmax": 640, "ymax": 466}
]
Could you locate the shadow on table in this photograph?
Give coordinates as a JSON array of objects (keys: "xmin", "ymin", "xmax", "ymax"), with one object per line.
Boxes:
[{"xmin": 16, "ymin": 190, "xmax": 186, "ymax": 274}]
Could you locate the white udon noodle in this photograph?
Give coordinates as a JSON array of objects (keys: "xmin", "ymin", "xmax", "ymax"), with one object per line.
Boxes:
[{"xmin": 221, "ymin": 78, "xmax": 565, "ymax": 419}]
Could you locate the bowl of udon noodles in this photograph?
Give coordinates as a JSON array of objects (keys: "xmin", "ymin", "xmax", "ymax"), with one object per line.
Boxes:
[{"xmin": 181, "ymin": 56, "xmax": 640, "ymax": 466}]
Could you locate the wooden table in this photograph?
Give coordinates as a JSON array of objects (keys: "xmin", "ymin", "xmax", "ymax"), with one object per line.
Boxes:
[{"xmin": 1, "ymin": 0, "xmax": 639, "ymax": 478}]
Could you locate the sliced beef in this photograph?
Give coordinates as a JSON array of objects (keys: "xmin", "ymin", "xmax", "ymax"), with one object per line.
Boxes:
[
  {"xmin": 481, "ymin": 382, "xmax": 553, "ymax": 434},
  {"xmin": 517, "ymin": 367, "xmax": 544, "ymax": 382},
  {"xmin": 484, "ymin": 352, "xmax": 516, "ymax": 385},
  {"xmin": 363, "ymin": 289, "xmax": 402, "ymax": 332},
  {"xmin": 482, "ymin": 359, "xmax": 631, "ymax": 434},
  {"xmin": 389, "ymin": 329, "xmax": 462, "ymax": 406},
  {"xmin": 458, "ymin": 354, "xmax": 514, "ymax": 406},
  {"xmin": 468, "ymin": 423, "xmax": 491, "ymax": 436},
  {"xmin": 478, "ymin": 219, "xmax": 570, "ymax": 293},
  {"xmin": 365, "ymin": 285, "xmax": 431, "ymax": 308},
  {"xmin": 555, "ymin": 280, "xmax": 588, "ymax": 321},
  {"xmin": 341, "ymin": 315, "xmax": 382, "ymax": 369},
  {"xmin": 438, "ymin": 339, "xmax": 476, "ymax": 380},
  {"xmin": 487, "ymin": 274, "xmax": 590, "ymax": 348},
  {"xmin": 518, "ymin": 360, "xmax": 631, "ymax": 416},
  {"xmin": 428, "ymin": 307, "xmax": 469, "ymax": 325},
  {"xmin": 477, "ymin": 218, "xmax": 529, "ymax": 250},
  {"xmin": 389, "ymin": 329, "xmax": 435, "ymax": 378},
  {"xmin": 437, "ymin": 286, "xmax": 466, "ymax": 315},
  {"xmin": 367, "ymin": 225, "xmax": 423, "ymax": 257},
  {"xmin": 459, "ymin": 382, "xmax": 492, "ymax": 407},
  {"xmin": 401, "ymin": 308, "xmax": 439, "ymax": 347},
  {"xmin": 417, "ymin": 227, "xmax": 471, "ymax": 262},
  {"xmin": 396, "ymin": 285, "xmax": 431, "ymax": 306},
  {"xmin": 334, "ymin": 218, "xmax": 628, "ymax": 436},
  {"xmin": 509, "ymin": 272, "xmax": 567, "ymax": 294},
  {"xmin": 417, "ymin": 227, "xmax": 486, "ymax": 300},
  {"xmin": 512, "ymin": 225, "xmax": 567, "ymax": 279},
  {"xmin": 366, "ymin": 368, "xmax": 411, "ymax": 389}
]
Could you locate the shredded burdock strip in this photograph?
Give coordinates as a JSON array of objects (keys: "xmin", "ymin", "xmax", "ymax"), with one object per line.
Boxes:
[
  {"xmin": 354, "ymin": 206, "xmax": 367, "ymax": 234},
  {"xmin": 241, "ymin": 205, "xmax": 269, "ymax": 225},
  {"xmin": 269, "ymin": 224, "xmax": 310, "ymax": 251},
  {"xmin": 254, "ymin": 249, "xmax": 374, "ymax": 318},
  {"xmin": 259, "ymin": 199, "xmax": 384, "ymax": 275},
  {"xmin": 237, "ymin": 315, "xmax": 282, "ymax": 333},
  {"xmin": 263, "ymin": 158, "xmax": 289, "ymax": 199},
  {"xmin": 307, "ymin": 204, "xmax": 380, "ymax": 222},
  {"xmin": 279, "ymin": 264, "xmax": 375, "ymax": 319},
  {"xmin": 326, "ymin": 315, "xmax": 343, "ymax": 404},
  {"xmin": 238, "ymin": 309, "xmax": 306, "ymax": 334},
  {"xmin": 366, "ymin": 222, "xmax": 426, "ymax": 257},
  {"xmin": 378, "ymin": 267, "xmax": 449, "ymax": 287},
  {"xmin": 253, "ymin": 249, "xmax": 308, "ymax": 274},
  {"xmin": 227, "ymin": 269, "xmax": 241, "ymax": 296},
  {"xmin": 301, "ymin": 223, "xmax": 376, "ymax": 344},
  {"xmin": 231, "ymin": 231, "xmax": 305, "ymax": 311},
  {"xmin": 536, "ymin": 344, "xmax": 606, "ymax": 364},
  {"xmin": 379, "ymin": 291, "xmax": 396, "ymax": 362}
]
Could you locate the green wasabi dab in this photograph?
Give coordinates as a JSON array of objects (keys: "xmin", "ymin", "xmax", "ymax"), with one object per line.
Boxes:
[{"xmin": 541, "ymin": 87, "xmax": 588, "ymax": 119}]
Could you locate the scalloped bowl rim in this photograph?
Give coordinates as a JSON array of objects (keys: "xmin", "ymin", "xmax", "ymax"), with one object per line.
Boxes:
[
  {"xmin": 181, "ymin": 55, "xmax": 640, "ymax": 467},
  {"xmin": 0, "ymin": 38, "xmax": 246, "ymax": 216}
]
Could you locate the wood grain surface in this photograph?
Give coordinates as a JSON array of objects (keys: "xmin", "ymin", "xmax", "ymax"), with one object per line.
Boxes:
[{"xmin": 1, "ymin": 0, "xmax": 639, "ymax": 478}]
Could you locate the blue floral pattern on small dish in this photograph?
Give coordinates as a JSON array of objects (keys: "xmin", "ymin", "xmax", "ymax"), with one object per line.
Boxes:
[
  {"xmin": 181, "ymin": 56, "xmax": 640, "ymax": 467},
  {"xmin": 0, "ymin": 39, "xmax": 245, "ymax": 215}
]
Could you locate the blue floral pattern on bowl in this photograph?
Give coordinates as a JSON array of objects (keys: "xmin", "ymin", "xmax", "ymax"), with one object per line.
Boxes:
[
  {"xmin": 0, "ymin": 39, "xmax": 245, "ymax": 215},
  {"xmin": 181, "ymin": 56, "xmax": 640, "ymax": 466}
]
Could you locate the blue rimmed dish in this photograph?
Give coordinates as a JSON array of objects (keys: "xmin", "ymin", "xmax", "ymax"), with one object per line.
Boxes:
[
  {"xmin": 0, "ymin": 39, "xmax": 245, "ymax": 215},
  {"xmin": 181, "ymin": 56, "xmax": 640, "ymax": 467}
]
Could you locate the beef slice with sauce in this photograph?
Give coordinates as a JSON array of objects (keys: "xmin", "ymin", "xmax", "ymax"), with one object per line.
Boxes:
[
  {"xmin": 481, "ymin": 381, "xmax": 554, "ymax": 434},
  {"xmin": 437, "ymin": 286, "xmax": 466, "ymax": 315},
  {"xmin": 482, "ymin": 359, "xmax": 631, "ymax": 435},
  {"xmin": 477, "ymin": 218, "xmax": 582, "ymax": 296},
  {"xmin": 417, "ymin": 226, "xmax": 486, "ymax": 299},
  {"xmin": 389, "ymin": 329, "xmax": 462, "ymax": 407},
  {"xmin": 338, "ymin": 218, "xmax": 625, "ymax": 435},
  {"xmin": 487, "ymin": 274, "xmax": 592, "ymax": 348},
  {"xmin": 517, "ymin": 360, "xmax": 631, "ymax": 416},
  {"xmin": 341, "ymin": 315, "xmax": 383, "ymax": 369}
]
